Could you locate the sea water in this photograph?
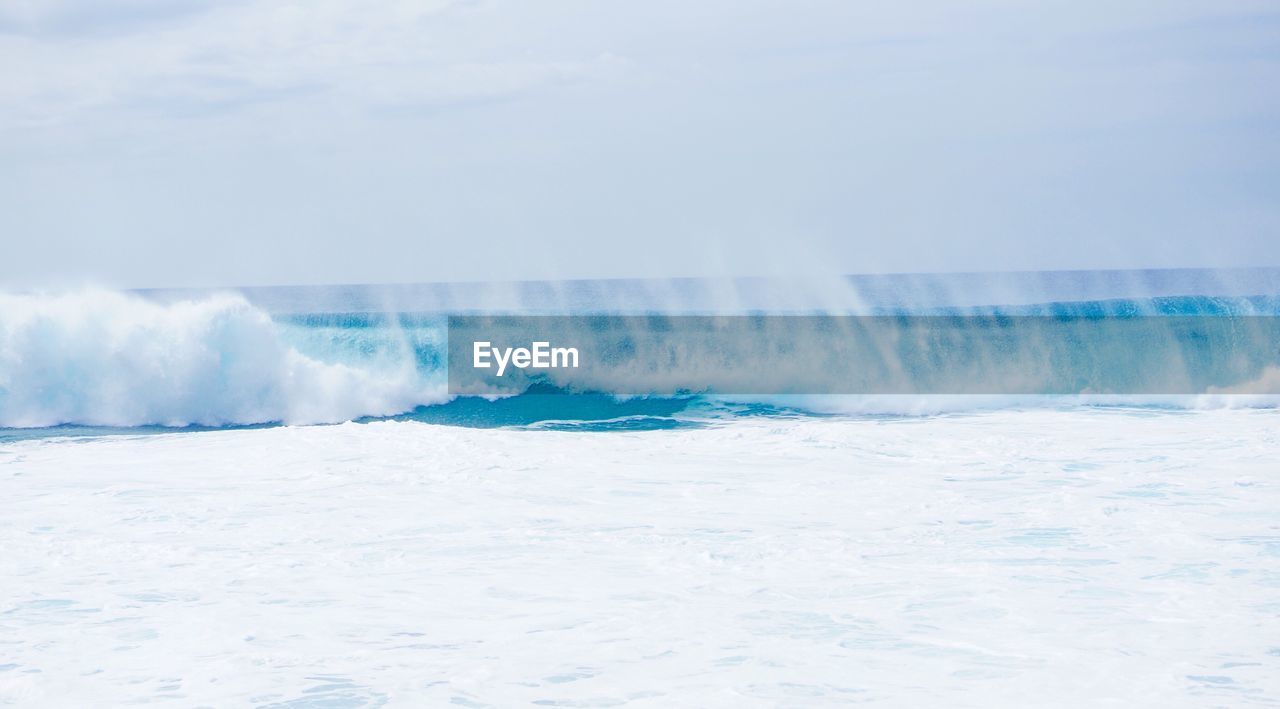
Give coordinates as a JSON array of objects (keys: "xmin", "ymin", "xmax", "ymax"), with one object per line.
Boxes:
[
  {"xmin": 3, "ymin": 411, "xmax": 1278, "ymax": 706},
  {"xmin": 1, "ymin": 270, "xmax": 1278, "ymax": 706}
]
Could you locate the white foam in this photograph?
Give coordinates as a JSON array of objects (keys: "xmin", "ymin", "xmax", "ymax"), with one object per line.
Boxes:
[
  {"xmin": 0, "ymin": 289, "xmax": 439, "ymax": 427},
  {"xmin": 2, "ymin": 410, "xmax": 1277, "ymax": 706}
]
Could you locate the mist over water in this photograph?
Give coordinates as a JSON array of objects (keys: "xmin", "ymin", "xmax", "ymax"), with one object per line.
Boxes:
[
  {"xmin": 138, "ymin": 266, "xmax": 1280, "ymax": 314},
  {"xmin": 2, "ymin": 267, "xmax": 1278, "ymax": 432}
]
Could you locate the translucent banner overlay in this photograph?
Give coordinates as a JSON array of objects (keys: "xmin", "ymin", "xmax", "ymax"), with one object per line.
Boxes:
[{"xmin": 447, "ymin": 315, "xmax": 1280, "ymax": 396}]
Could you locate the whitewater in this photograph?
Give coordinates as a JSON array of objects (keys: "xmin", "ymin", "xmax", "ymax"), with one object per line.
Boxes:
[
  {"xmin": 2, "ymin": 271, "xmax": 1279, "ymax": 706},
  {"xmin": 3, "ymin": 411, "xmax": 1278, "ymax": 706},
  {"xmin": 0, "ymin": 290, "xmax": 442, "ymax": 429}
]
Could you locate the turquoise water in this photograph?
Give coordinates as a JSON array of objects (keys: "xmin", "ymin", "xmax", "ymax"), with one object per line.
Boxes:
[{"xmin": 1, "ymin": 269, "xmax": 1278, "ymax": 436}]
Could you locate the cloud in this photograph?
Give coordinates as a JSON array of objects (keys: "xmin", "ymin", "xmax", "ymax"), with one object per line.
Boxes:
[
  {"xmin": 0, "ymin": 0, "xmax": 224, "ymax": 37},
  {"xmin": 0, "ymin": 0, "xmax": 610, "ymax": 129},
  {"xmin": 1, "ymin": 0, "xmax": 1277, "ymax": 287}
]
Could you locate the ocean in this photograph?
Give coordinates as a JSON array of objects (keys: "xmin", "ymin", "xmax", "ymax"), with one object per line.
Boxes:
[{"xmin": 1, "ymin": 269, "xmax": 1278, "ymax": 706}]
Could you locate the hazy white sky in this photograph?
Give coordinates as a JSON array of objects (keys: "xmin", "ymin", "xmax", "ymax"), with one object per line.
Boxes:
[{"xmin": 2, "ymin": 0, "xmax": 1278, "ymax": 288}]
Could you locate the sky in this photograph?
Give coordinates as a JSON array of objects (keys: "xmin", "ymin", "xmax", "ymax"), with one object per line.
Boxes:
[{"xmin": 1, "ymin": 0, "xmax": 1278, "ymax": 288}]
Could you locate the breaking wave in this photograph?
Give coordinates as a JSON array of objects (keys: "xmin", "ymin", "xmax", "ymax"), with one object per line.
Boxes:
[
  {"xmin": 0, "ymin": 290, "xmax": 442, "ymax": 428},
  {"xmin": 1, "ymin": 272, "xmax": 1278, "ymax": 431}
]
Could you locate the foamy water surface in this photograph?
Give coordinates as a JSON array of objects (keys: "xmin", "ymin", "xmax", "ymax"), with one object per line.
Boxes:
[{"xmin": 2, "ymin": 409, "xmax": 1278, "ymax": 706}]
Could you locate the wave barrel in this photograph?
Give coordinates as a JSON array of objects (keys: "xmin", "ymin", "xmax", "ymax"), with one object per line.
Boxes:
[{"xmin": 448, "ymin": 315, "xmax": 1280, "ymax": 396}]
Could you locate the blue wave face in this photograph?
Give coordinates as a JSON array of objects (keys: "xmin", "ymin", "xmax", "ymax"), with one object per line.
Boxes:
[{"xmin": 1, "ymin": 270, "xmax": 1278, "ymax": 436}]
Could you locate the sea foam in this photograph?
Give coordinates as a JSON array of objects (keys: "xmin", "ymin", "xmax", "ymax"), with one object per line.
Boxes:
[{"xmin": 0, "ymin": 290, "xmax": 438, "ymax": 428}]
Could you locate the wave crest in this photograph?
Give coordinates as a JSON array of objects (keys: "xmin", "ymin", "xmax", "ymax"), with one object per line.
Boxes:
[{"xmin": 0, "ymin": 290, "xmax": 439, "ymax": 428}]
